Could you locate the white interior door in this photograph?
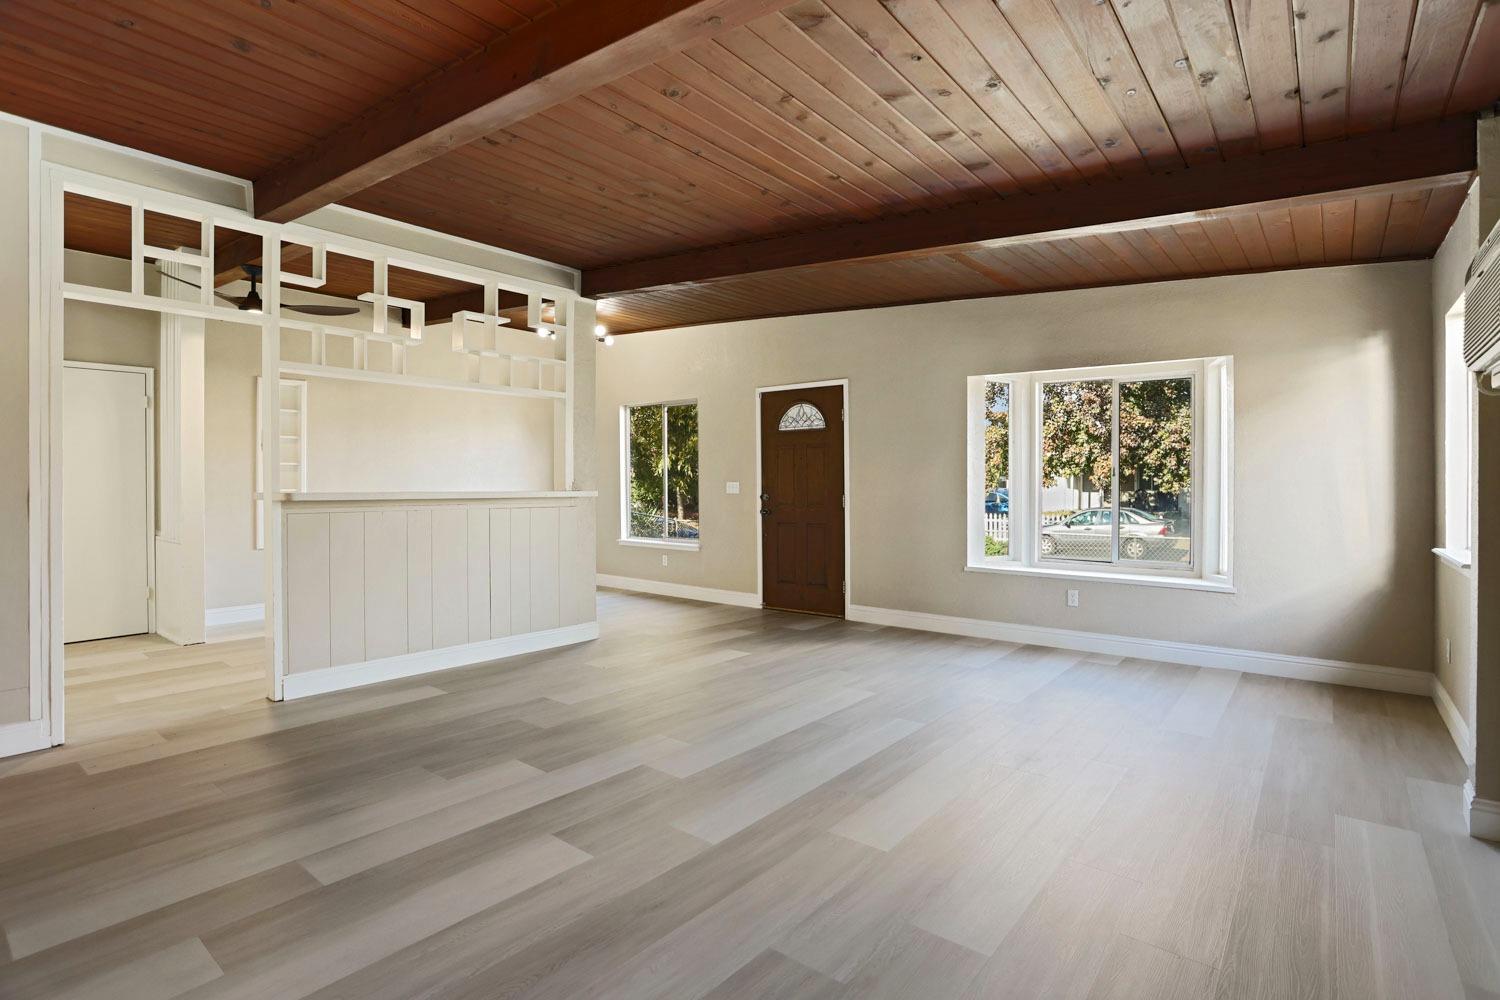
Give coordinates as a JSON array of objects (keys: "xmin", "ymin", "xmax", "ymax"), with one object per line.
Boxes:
[{"xmin": 63, "ymin": 364, "xmax": 152, "ymax": 643}]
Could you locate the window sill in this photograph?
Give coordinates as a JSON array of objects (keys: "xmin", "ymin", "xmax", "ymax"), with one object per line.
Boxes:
[
  {"xmin": 619, "ymin": 537, "xmax": 700, "ymax": 552},
  {"xmin": 1433, "ymin": 547, "xmax": 1473, "ymax": 571},
  {"xmin": 965, "ymin": 561, "xmax": 1235, "ymax": 593}
]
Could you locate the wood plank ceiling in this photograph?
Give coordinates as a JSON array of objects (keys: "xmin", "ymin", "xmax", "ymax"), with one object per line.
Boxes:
[
  {"xmin": 342, "ymin": 0, "xmax": 1497, "ymax": 265},
  {"xmin": 0, "ymin": 0, "xmax": 562, "ymax": 177},
  {"xmin": 6, "ymin": 0, "xmax": 1499, "ymax": 332}
]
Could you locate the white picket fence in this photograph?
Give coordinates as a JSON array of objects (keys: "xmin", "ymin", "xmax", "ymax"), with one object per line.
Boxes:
[{"xmin": 984, "ymin": 513, "xmax": 1069, "ymax": 540}]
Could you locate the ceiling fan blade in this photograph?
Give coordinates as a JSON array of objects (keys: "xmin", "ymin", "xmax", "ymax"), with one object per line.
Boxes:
[
  {"xmin": 159, "ymin": 271, "xmax": 204, "ymax": 292},
  {"xmin": 162, "ymin": 271, "xmax": 249, "ymax": 309},
  {"xmin": 165, "ymin": 266, "xmax": 356, "ymax": 316},
  {"xmin": 286, "ymin": 304, "xmax": 361, "ymax": 317}
]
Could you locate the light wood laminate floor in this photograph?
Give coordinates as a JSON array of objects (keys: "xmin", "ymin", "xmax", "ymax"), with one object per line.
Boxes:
[{"xmin": 2, "ymin": 591, "xmax": 1496, "ymax": 999}]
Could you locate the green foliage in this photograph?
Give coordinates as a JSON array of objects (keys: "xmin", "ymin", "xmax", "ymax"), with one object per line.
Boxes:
[
  {"xmin": 1039, "ymin": 378, "xmax": 1192, "ymax": 507},
  {"xmin": 1041, "ymin": 380, "xmax": 1113, "ymax": 497},
  {"xmin": 627, "ymin": 404, "xmax": 663, "ymax": 517},
  {"xmin": 984, "ymin": 381, "xmax": 1010, "ymax": 491},
  {"xmin": 1119, "ymin": 378, "xmax": 1192, "ymax": 500},
  {"xmin": 665, "ymin": 404, "xmax": 699, "ymax": 520},
  {"xmin": 628, "ymin": 403, "xmax": 699, "ymax": 532},
  {"xmin": 984, "ymin": 536, "xmax": 1008, "ymax": 557}
]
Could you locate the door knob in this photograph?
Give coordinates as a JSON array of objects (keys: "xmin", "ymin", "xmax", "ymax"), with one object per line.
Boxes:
[
  {"xmin": 760, "ymin": 508, "xmax": 771, "ymax": 516},
  {"xmin": 759, "ymin": 493, "xmax": 770, "ymax": 501}
]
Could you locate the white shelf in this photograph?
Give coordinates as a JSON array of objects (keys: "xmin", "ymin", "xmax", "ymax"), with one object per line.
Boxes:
[
  {"xmin": 280, "ymin": 362, "xmax": 565, "ymax": 399},
  {"xmin": 279, "ymin": 490, "xmax": 598, "ymax": 502}
]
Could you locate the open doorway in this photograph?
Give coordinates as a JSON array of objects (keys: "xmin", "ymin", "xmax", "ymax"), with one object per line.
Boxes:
[
  {"xmin": 49, "ymin": 187, "xmax": 281, "ymax": 746},
  {"xmin": 59, "ymin": 311, "xmax": 268, "ymax": 744}
]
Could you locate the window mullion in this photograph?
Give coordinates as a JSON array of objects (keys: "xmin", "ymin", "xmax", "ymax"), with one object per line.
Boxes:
[
  {"xmin": 1026, "ymin": 376, "xmax": 1038, "ymax": 568},
  {"xmin": 1110, "ymin": 379, "xmax": 1120, "ymax": 564},
  {"xmin": 660, "ymin": 405, "xmax": 669, "ymax": 540}
]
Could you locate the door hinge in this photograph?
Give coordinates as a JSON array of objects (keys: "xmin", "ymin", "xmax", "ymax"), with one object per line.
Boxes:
[
  {"xmin": 841, "ymin": 494, "xmax": 846, "ymax": 509},
  {"xmin": 145, "ymin": 585, "xmax": 153, "ymax": 600},
  {"xmin": 842, "ymin": 580, "xmax": 846, "ymax": 595}
]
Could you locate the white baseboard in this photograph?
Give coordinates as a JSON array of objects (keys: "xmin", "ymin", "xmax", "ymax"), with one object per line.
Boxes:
[
  {"xmin": 281, "ymin": 622, "xmax": 600, "ymax": 700},
  {"xmin": 1471, "ymin": 797, "xmax": 1500, "ymax": 842},
  {"xmin": 0, "ymin": 719, "xmax": 50, "ymax": 759},
  {"xmin": 205, "ymin": 603, "xmax": 265, "ymax": 628},
  {"xmin": 597, "ymin": 575, "xmax": 760, "ymax": 609},
  {"xmin": 846, "ymin": 603, "xmax": 1431, "ymax": 696},
  {"xmin": 1431, "ymin": 677, "xmax": 1475, "ymax": 765}
]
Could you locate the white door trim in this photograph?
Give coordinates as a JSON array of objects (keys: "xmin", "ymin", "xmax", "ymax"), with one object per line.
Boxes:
[
  {"xmin": 754, "ymin": 379, "xmax": 851, "ymax": 614},
  {"xmin": 62, "ymin": 361, "xmax": 157, "ymax": 645}
]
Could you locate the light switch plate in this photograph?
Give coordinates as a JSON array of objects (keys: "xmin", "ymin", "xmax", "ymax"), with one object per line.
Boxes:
[
  {"xmin": 1066, "ymin": 589, "xmax": 1080, "ymax": 608},
  {"xmin": 726, "ymin": 481, "xmax": 740, "ymax": 494}
]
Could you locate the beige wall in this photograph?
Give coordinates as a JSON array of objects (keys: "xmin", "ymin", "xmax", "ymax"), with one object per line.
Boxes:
[
  {"xmin": 1432, "ymin": 181, "xmax": 1481, "ymax": 741},
  {"xmin": 1474, "ymin": 119, "xmax": 1500, "ymax": 803},
  {"xmin": 1429, "ymin": 119, "xmax": 1500, "ymax": 801},
  {"xmin": 597, "ymin": 262, "xmax": 1436, "ymax": 673},
  {"xmin": 0, "ymin": 120, "xmax": 30, "ymax": 724},
  {"xmin": 1478, "ymin": 389, "xmax": 1500, "ymax": 800},
  {"xmin": 203, "ymin": 322, "xmax": 262, "ymax": 611},
  {"xmin": 64, "ymin": 300, "xmax": 158, "ymax": 370}
]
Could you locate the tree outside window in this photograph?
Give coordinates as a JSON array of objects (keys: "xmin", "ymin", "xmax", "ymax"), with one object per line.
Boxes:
[
  {"xmin": 973, "ymin": 362, "xmax": 1212, "ymax": 576},
  {"xmin": 626, "ymin": 402, "xmax": 699, "ymax": 541}
]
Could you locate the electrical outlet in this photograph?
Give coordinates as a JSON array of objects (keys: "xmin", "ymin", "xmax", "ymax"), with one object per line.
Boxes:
[
  {"xmin": 661, "ymin": 554, "xmax": 669, "ymax": 567},
  {"xmin": 726, "ymin": 481, "xmax": 740, "ymax": 494},
  {"xmin": 1066, "ymin": 589, "xmax": 1080, "ymax": 608}
]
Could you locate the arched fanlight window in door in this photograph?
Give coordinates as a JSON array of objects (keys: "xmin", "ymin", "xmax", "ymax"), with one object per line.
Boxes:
[{"xmin": 778, "ymin": 402, "xmax": 827, "ymax": 431}]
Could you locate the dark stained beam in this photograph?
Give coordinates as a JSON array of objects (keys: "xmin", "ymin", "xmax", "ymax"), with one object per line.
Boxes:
[
  {"xmin": 250, "ymin": 0, "xmax": 795, "ymax": 225},
  {"xmin": 213, "ymin": 235, "xmax": 265, "ymax": 285},
  {"xmin": 582, "ymin": 118, "xmax": 1478, "ymax": 297}
]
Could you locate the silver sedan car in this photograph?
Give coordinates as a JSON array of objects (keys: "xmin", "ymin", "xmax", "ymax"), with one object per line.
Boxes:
[{"xmin": 1040, "ymin": 507, "xmax": 1175, "ymax": 560}]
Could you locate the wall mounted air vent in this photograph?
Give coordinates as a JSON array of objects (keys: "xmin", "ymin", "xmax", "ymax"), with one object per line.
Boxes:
[{"xmin": 1464, "ymin": 217, "xmax": 1500, "ymax": 377}]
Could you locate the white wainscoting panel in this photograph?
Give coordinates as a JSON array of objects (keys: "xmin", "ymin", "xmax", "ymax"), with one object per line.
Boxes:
[
  {"xmin": 285, "ymin": 512, "xmax": 331, "ymax": 673},
  {"xmin": 532, "ymin": 506, "xmax": 561, "ymax": 631},
  {"xmin": 466, "ymin": 507, "xmax": 491, "ymax": 644},
  {"xmin": 489, "ymin": 507, "xmax": 513, "ymax": 639},
  {"xmin": 328, "ymin": 512, "xmax": 365, "ymax": 668},
  {"xmin": 364, "ymin": 510, "xmax": 408, "ymax": 662},
  {"xmin": 407, "ymin": 508, "xmax": 433, "ymax": 654},
  {"xmin": 432, "ymin": 506, "xmax": 468, "ymax": 650},
  {"xmin": 283, "ymin": 498, "xmax": 597, "ymax": 688}
]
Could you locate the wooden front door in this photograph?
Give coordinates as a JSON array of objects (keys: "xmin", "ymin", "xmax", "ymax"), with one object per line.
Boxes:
[{"xmin": 760, "ymin": 385, "xmax": 845, "ymax": 617}]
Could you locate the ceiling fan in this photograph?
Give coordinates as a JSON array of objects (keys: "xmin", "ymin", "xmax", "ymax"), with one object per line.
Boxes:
[{"xmin": 160, "ymin": 264, "xmax": 361, "ymax": 317}]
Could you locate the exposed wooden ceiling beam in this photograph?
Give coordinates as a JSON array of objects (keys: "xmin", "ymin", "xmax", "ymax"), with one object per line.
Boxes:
[
  {"xmin": 248, "ymin": 0, "xmax": 795, "ymax": 226},
  {"xmin": 582, "ymin": 118, "xmax": 1477, "ymax": 297}
]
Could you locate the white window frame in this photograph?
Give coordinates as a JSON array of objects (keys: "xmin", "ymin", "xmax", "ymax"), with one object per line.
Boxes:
[
  {"xmin": 966, "ymin": 356, "xmax": 1233, "ymax": 592},
  {"xmin": 619, "ymin": 400, "xmax": 700, "ymax": 551},
  {"xmin": 1436, "ymin": 300, "xmax": 1473, "ymax": 571}
]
